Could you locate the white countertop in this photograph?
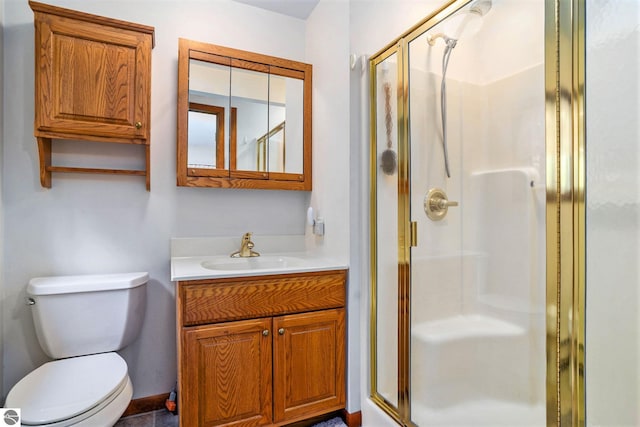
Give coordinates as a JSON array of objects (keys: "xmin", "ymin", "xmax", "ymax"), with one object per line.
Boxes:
[
  {"xmin": 171, "ymin": 252, "xmax": 347, "ymax": 281},
  {"xmin": 170, "ymin": 236, "xmax": 348, "ymax": 281}
]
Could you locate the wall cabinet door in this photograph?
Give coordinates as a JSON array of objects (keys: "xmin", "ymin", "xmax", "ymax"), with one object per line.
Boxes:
[
  {"xmin": 33, "ymin": 6, "xmax": 153, "ymax": 142},
  {"xmin": 273, "ymin": 308, "xmax": 346, "ymax": 423},
  {"xmin": 181, "ymin": 318, "xmax": 273, "ymax": 427}
]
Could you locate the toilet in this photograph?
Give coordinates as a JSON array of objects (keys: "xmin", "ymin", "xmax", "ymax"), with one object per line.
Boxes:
[{"xmin": 5, "ymin": 272, "xmax": 148, "ymax": 426}]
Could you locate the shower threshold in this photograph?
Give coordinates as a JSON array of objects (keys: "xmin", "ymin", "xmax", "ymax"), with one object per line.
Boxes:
[{"xmin": 412, "ymin": 398, "xmax": 545, "ymax": 426}]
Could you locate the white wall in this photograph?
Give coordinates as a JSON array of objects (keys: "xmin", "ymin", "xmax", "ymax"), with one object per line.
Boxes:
[
  {"xmin": 305, "ymin": 0, "xmax": 356, "ymax": 413},
  {"xmin": 586, "ymin": 0, "xmax": 640, "ymax": 424},
  {"xmin": 1, "ymin": 0, "xmax": 323, "ymax": 401}
]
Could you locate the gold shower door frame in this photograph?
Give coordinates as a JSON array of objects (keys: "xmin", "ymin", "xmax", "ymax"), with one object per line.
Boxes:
[
  {"xmin": 545, "ymin": 0, "xmax": 585, "ymax": 425},
  {"xmin": 369, "ymin": 40, "xmax": 407, "ymax": 425},
  {"xmin": 368, "ymin": 0, "xmax": 586, "ymax": 425}
]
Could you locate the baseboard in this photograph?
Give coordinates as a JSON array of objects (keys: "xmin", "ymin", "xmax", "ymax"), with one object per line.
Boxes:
[
  {"xmin": 121, "ymin": 393, "xmax": 168, "ymax": 418},
  {"xmin": 122, "ymin": 396, "xmax": 362, "ymax": 427},
  {"xmin": 342, "ymin": 409, "xmax": 362, "ymax": 427}
]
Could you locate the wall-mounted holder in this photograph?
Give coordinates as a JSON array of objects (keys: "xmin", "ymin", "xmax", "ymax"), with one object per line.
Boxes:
[
  {"xmin": 424, "ymin": 188, "xmax": 458, "ymax": 221},
  {"xmin": 307, "ymin": 207, "xmax": 325, "ymax": 236},
  {"xmin": 30, "ymin": 1, "xmax": 154, "ymax": 190}
]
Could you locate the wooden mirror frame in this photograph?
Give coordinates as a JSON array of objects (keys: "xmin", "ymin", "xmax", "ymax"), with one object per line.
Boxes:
[{"xmin": 177, "ymin": 38, "xmax": 312, "ymax": 190}]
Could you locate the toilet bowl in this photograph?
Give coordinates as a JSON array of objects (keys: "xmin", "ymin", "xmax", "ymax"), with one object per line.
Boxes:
[
  {"xmin": 5, "ymin": 272, "xmax": 148, "ymax": 426},
  {"xmin": 6, "ymin": 353, "xmax": 132, "ymax": 426}
]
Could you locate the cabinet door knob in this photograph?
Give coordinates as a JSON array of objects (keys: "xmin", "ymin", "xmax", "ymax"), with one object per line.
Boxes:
[
  {"xmin": 278, "ymin": 328, "xmax": 285, "ymax": 335},
  {"xmin": 262, "ymin": 329, "xmax": 269, "ymax": 336},
  {"xmin": 135, "ymin": 121, "xmax": 142, "ymax": 129}
]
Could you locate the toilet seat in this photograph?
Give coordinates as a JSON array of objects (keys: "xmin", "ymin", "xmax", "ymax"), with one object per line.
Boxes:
[
  {"xmin": 5, "ymin": 352, "xmax": 129, "ymax": 426},
  {"xmin": 17, "ymin": 377, "xmax": 131, "ymax": 427}
]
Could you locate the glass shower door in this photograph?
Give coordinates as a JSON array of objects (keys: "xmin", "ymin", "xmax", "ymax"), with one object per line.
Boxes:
[
  {"xmin": 371, "ymin": 49, "xmax": 401, "ymax": 414},
  {"xmin": 407, "ymin": 1, "xmax": 546, "ymax": 424},
  {"xmin": 585, "ymin": 1, "xmax": 640, "ymax": 424}
]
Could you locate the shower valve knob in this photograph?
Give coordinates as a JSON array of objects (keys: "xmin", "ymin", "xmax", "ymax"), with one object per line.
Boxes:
[
  {"xmin": 424, "ymin": 188, "xmax": 458, "ymax": 221},
  {"xmin": 434, "ymin": 198, "xmax": 458, "ymax": 210}
]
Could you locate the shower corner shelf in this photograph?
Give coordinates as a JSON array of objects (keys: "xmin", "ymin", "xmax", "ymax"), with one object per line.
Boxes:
[{"xmin": 30, "ymin": 1, "xmax": 155, "ymax": 191}]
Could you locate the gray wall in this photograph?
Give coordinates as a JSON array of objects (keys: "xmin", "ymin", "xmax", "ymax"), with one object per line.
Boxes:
[{"xmin": 1, "ymin": 0, "xmax": 352, "ymax": 404}]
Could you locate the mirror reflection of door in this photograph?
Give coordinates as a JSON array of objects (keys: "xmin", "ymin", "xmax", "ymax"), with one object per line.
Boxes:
[
  {"xmin": 187, "ymin": 103, "xmax": 224, "ymax": 170},
  {"xmin": 188, "ymin": 59, "xmax": 231, "ymax": 177}
]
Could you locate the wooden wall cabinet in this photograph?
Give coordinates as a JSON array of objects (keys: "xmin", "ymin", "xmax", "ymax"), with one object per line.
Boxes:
[
  {"xmin": 29, "ymin": 1, "xmax": 154, "ymax": 190},
  {"xmin": 176, "ymin": 270, "xmax": 347, "ymax": 426}
]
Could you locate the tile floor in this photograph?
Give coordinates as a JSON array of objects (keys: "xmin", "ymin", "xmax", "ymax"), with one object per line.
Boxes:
[
  {"xmin": 114, "ymin": 410, "xmax": 178, "ymax": 427},
  {"xmin": 114, "ymin": 411, "xmax": 346, "ymax": 427}
]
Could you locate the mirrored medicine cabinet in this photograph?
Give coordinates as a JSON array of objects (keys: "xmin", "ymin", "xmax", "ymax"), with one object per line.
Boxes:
[{"xmin": 177, "ymin": 38, "xmax": 312, "ymax": 190}]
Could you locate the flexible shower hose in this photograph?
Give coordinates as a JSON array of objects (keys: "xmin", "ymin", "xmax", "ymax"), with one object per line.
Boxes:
[{"xmin": 441, "ymin": 38, "xmax": 457, "ymax": 178}]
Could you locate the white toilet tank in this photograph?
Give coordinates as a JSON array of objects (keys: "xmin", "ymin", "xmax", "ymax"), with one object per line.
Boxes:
[{"xmin": 27, "ymin": 272, "xmax": 148, "ymax": 359}]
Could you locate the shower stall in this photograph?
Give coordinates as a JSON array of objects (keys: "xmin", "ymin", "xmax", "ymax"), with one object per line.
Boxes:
[{"xmin": 370, "ymin": 0, "xmax": 547, "ymax": 425}]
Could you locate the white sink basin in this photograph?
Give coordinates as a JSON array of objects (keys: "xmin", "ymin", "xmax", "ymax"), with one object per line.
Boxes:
[{"xmin": 201, "ymin": 255, "xmax": 306, "ymax": 271}]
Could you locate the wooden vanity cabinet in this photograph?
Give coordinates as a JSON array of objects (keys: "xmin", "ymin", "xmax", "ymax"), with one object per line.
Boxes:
[
  {"xmin": 273, "ymin": 309, "xmax": 345, "ymax": 422},
  {"xmin": 182, "ymin": 318, "xmax": 273, "ymax": 426},
  {"xmin": 29, "ymin": 1, "xmax": 154, "ymax": 189},
  {"xmin": 176, "ymin": 270, "xmax": 347, "ymax": 427}
]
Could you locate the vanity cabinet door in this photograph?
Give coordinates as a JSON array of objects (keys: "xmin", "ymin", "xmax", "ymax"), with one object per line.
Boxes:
[
  {"xmin": 273, "ymin": 308, "xmax": 346, "ymax": 423},
  {"xmin": 181, "ymin": 318, "xmax": 273, "ymax": 427}
]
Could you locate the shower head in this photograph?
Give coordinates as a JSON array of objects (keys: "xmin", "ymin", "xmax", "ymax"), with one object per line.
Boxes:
[
  {"xmin": 469, "ymin": 0, "xmax": 492, "ymax": 17},
  {"xmin": 426, "ymin": 0, "xmax": 492, "ymax": 44}
]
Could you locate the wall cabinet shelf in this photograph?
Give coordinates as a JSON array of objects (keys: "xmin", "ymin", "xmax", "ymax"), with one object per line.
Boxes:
[
  {"xmin": 176, "ymin": 270, "xmax": 347, "ymax": 426},
  {"xmin": 29, "ymin": 1, "xmax": 154, "ymax": 190}
]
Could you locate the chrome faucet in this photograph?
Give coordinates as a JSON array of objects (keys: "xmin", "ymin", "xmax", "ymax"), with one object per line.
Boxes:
[{"xmin": 230, "ymin": 232, "xmax": 260, "ymax": 258}]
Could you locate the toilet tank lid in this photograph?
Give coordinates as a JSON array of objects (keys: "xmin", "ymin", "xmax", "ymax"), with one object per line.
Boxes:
[{"xmin": 28, "ymin": 272, "xmax": 149, "ymax": 295}]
